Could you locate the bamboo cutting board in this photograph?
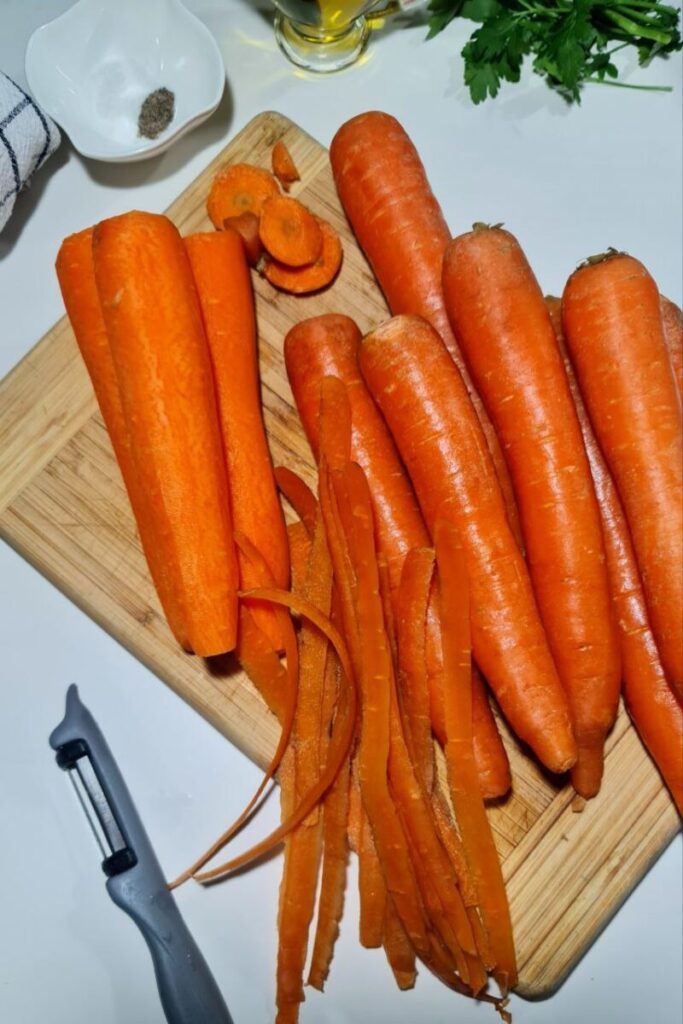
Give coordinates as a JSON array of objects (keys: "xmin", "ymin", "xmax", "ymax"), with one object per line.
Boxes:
[{"xmin": 0, "ymin": 112, "xmax": 678, "ymax": 999}]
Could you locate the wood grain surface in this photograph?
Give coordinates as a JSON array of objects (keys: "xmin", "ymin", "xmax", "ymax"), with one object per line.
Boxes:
[{"xmin": 0, "ymin": 111, "xmax": 678, "ymax": 999}]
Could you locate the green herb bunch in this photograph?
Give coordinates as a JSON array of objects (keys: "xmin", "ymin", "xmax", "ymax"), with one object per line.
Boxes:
[{"xmin": 427, "ymin": 0, "xmax": 682, "ymax": 103}]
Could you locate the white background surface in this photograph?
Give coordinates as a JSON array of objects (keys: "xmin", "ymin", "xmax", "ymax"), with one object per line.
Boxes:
[{"xmin": 1, "ymin": 2, "xmax": 681, "ymax": 1023}]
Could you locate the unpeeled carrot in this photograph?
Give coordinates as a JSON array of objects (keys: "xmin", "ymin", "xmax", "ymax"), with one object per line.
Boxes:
[
  {"xmin": 222, "ymin": 212, "xmax": 263, "ymax": 267},
  {"xmin": 207, "ymin": 162, "xmax": 279, "ymax": 227},
  {"xmin": 660, "ymin": 294, "xmax": 683, "ymax": 398},
  {"xmin": 56, "ymin": 228, "xmax": 188, "ymax": 650},
  {"xmin": 562, "ymin": 254, "xmax": 683, "ymax": 695},
  {"xmin": 329, "ymin": 111, "xmax": 522, "ymax": 544},
  {"xmin": 443, "ymin": 227, "xmax": 620, "ymax": 797},
  {"xmin": 272, "ymin": 140, "xmax": 301, "ymax": 190},
  {"xmin": 92, "ymin": 212, "xmax": 238, "ymax": 656},
  {"xmin": 548, "ymin": 297, "xmax": 683, "ymax": 814},
  {"xmin": 184, "ymin": 230, "xmax": 289, "ymax": 650},
  {"xmin": 285, "ymin": 314, "xmax": 510, "ymax": 797},
  {"xmin": 435, "ymin": 519, "xmax": 517, "ymax": 993},
  {"xmin": 264, "ymin": 218, "xmax": 342, "ymax": 294},
  {"xmin": 359, "ymin": 315, "xmax": 576, "ymax": 775}
]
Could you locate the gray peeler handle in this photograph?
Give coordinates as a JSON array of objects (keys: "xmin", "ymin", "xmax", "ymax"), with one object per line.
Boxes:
[{"xmin": 107, "ymin": 873, "xmax": 233, "ymax": 1024}]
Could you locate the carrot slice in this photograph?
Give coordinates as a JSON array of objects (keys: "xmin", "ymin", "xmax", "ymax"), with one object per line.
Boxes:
[
  {"xmin": 272, "ymin": 140, "xmax": 301, "ymax": 190},
  {"xmin": 260, "ymin": 195, "xmax": 322, "ymax": 267},
  {"xmin": 435, "ymin": 518, "xmax": 517, "ymax": 994},
  {"xmin": 207, "ymin": 162, "xmax": 280, "ymax": 227},
  {"xmin": 223, "ymin": 212, "xmax": 263, "ymax": 267},
  {"xmin": 236, "ymin": 605, "xmax": 288, "ymax": 722},
  {"xmin": 275, "ymin": 467, "xmax": 319, "ymax": 537},
  {"xmin": 383, "ymin": 899, "xmax": 417, "ymax": 990},
  {"xmin": 276, "ymin": 510, "xmax": 332, "ymax": 1019},
  {"xmin": 264, "ymin": 219, "xmax": 342, "ymax": 294},
  {"xmin": 347, "ymin": 763, "xmax": 363, "ymax": 852}
]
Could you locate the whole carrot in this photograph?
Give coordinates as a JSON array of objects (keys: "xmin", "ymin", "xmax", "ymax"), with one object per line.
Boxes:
[
  {"xmin": 660, "ymin": 295, "xmax": 683, "ymax": 398},
  {"xmin": 56, "ymin": 228, "xmax": 189, "ymax": 650},
  {"xmin": 329, "ymin": 112, "xmax": 522, "ymax": 544},
  {"xmin": 184, "ymin": 231, "xmax": 289, "ymax": 649},
  {"xmin": 359, "ymin": 314, "xmax": 577, "ymax": 775},
  {"xmin": 548, "ymin": 297, "xmax": 683, "ymax": 813},
  {"xmin": 285, "ymin": 313, "xmax": 510, "ymax": 797},
  {"xmin": 443, "ymin": 227, "xmax": 620, "ymax": 797},
  {"xmin": 562, "ymin": 254, "xmax": 683, "ymax": 695},
  {"xmin": 92, "ymin": 211, "xmax": 238, "ymax": 656}
]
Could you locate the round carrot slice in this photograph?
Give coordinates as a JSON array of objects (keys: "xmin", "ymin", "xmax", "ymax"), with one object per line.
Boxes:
[
  {"xmin": 207, "ymin": 163, "xmax": 280, "ymax": 228},
  {"xmin": 259, "ymin": 195, "xmax": 323, "ymax": 267},
  {"xmin": 264, "ymin": 218, "xmax": 342, "ymax": 294}
]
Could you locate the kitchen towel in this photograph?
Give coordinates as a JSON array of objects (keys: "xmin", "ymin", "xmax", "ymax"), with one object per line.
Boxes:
[{"xmin": 0, "ymin": 71, "xmax": 61, "ymax": 232}]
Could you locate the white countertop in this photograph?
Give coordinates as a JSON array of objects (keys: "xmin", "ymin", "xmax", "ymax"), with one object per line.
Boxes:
[{"xmin": 1, "ymin": 3, "xmax": 681, "ymax": 1023}]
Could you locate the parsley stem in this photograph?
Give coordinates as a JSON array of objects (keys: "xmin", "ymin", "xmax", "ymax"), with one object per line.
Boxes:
[
  {"xmin": 605, "ymin": 9, "xmax": 673, "ymax": 42},
  {"xmin": 586, "ymin": 76, "xmax": 673, "ymax": 91}
]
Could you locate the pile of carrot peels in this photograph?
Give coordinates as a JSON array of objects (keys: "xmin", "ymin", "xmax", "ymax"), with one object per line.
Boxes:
[{"xmin": 54, "ymin": 114, "xmax": 682, "ymax": 1024}]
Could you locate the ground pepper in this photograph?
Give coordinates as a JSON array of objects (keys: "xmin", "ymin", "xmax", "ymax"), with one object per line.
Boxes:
[{"xmin": 138, "ymin": 88, "xmax": 175, "ymax": 140}]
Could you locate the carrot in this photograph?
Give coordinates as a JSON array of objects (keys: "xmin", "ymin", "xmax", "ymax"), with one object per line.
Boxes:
[
  {"xmin": 184, "ymin": 230, "xmax": 289, "ymax": 651},
  {"xmin": 471, "ymin": 669, "xmax": 511, "ymax": 801},
  {"xmin": 359, "ymin": 315, "xmax": 576, "ymax": 775},
  {"xmin": 207, "ymin": 162, "xmax": 279, "ymax": 227},
  {"xmin": 275, "ymin": 467, "xmax": 318, "ymax": 537},
  {"xmin": 236, "ymin": 605, "xmax": 288, "ymax": 722},
  {"xmin": 263, "ymin": 218, "xmax": 342, "ymax": 294},
  {"xmin": 288, "ymin": 520, "xmax": 312, "ymax": 594},
  {"xmin": 443, "ymin": 226, "xmax": 620, "ymax": 798},
  {"xmin": 272, "ymin": 140, "xmax": 301, "ymax": 190},
  {"xmin": 285, "ymin": 314, "xmax": 510, "ymax": 796},
  {"xmin": 548, "ymin": 297, "xmax": 683, "ymax": 814},
  {"xmin": 383, "ymin": 899, "xmax": 417, "ymax": 990},
  {"xmin": 259, "ymin": 195, "xmax": 322, "ymax": 267},
  {"xmin": 56, "ymin": 228, "xmax": 189, "ymax": 650},
  {"xmin": 222, "ymin": 212, "xmax": 263, "ymax": 267},
  {"xmin": 562, "ymin": 253, "xmax": 683, "ymax": 695},
  {"xmin": 329, "ymin": 112, "xmax": 522, "ymax": 545},
  {"xmin": 660, "ymin": 294, "xmax": 683, "ymax": 398},
  {"xmin": 275, "ymin": 510, "xmax": 332, "ymax": 1021},
  {"xmin": 92, "ymin": 211, "xmax": 238, "ymax": 656},
  {"xmin": 435, "ymin": 519, "xmax": 517, "ymax": 993}
]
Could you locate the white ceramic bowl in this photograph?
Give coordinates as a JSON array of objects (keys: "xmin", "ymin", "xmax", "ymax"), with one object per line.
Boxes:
[{"xmin": 25, "ymin": 0, "xmax": 225, "ymax": 162}]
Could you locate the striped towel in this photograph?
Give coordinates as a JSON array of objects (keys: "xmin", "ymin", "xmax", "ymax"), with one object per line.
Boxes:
[{"xmin": 0, "ymin": 72, "xmax": 61, "ymax": 232}]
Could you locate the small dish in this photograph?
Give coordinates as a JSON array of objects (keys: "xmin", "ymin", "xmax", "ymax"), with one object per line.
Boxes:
[{"xmin": 25, "ymin": 0, "xmax": 225, "ymax": 163}]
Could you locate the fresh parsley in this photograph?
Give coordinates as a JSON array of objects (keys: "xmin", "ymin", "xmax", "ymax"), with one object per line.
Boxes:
[{"xmin": 427, "ymin": 0, "xmax": 682, "ymax": 103}]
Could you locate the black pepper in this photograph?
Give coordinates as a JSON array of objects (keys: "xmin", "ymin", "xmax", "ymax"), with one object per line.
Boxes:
[{"xmin": 138, "ymin": 88, "xmax": 175, "ymax": 140}]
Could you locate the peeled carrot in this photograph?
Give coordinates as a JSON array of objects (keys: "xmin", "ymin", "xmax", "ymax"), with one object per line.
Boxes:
[
  {"xmin": 329, "ymin": 111, "xmax": 522, "ymax": 544},
  {"xmin": 660, "ymin": 294, "xmax": 683, "ymax": 398},
  {"xmin": 359, "ymin": 315, "xmax": 576, "ymax": 775},
  {"xmin": 264, "ymin": 218, "xmax": 342, "ymax": 294},
  {"xmin": 435, "ymin": 519, "xmax": 517, "ymax": 993},
  {"xmin": 562, "ymin": 254, "xmax": 683, "ymax": 695},
  {"xmin": 548, "ymin": 297, "xmax": 683, "ymax": 814},
  {"xmin": 285, "ymin": 314, "xmax": 510, "ymax": 796},
  {"xmin": 56, "ymin": 228, "xmax": 188, "ymax": 650},
  {"xmin": 272, "ymin": 140, "xmax": 301, "ymax": 190},
  {"xmin": 184, "ymin": 230, "xmax": 289, "ymax": 650},
  {"xmin": 92, "ymin": 211, "xmax": 238, "ymax": 656},
  {"xmin": 260, "ymin": 195, "xmax": 322, "ymax": 268},
  {"xmin": 443, "ymin": 227, "xmax": 620, "ymax": 797},
  {"xmin": 207, "ymin": 162, "xmax": 279, "ymax": 227},
  {"xmin": 222, "ymin": 212, "xmax": 263, "ymax": 267}
]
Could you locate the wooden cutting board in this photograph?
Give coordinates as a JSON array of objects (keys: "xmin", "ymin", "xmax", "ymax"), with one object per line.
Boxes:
[{"xmin": 0, "ymin": 111, "xmax": 678, "ymax": 1000}]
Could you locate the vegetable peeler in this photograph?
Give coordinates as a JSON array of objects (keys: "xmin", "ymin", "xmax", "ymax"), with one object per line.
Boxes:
[{"xmin": 50, "ymin": 685, "xmax": 233, "ymax": 1024}]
